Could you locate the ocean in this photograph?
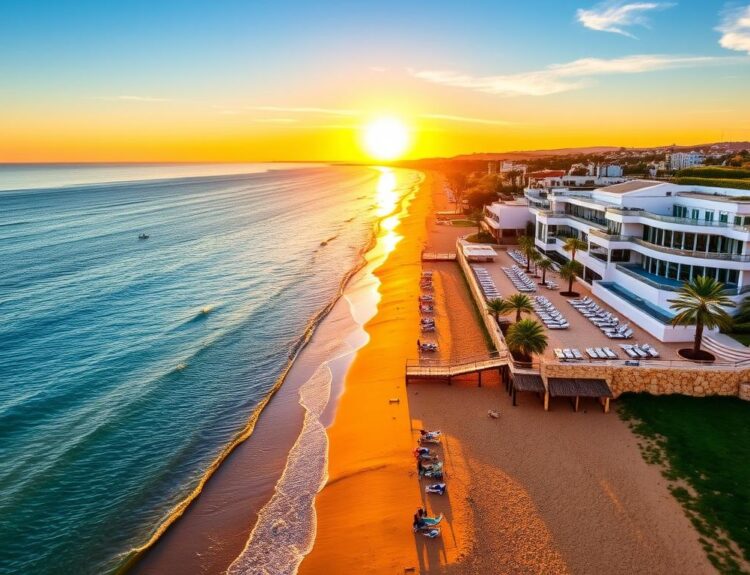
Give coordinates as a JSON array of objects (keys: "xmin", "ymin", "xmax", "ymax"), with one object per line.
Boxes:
[{"xmin": 0, "ymin": 163, "xmax": 422, "ymax": 574}]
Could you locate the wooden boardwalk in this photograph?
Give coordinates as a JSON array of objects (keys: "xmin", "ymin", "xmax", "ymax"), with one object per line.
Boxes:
[{"xmin": 421, "ymin": 252, "xmax": 457, "ymax": 262}]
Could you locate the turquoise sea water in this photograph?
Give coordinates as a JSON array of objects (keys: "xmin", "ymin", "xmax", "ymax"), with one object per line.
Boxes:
[{"xmin": 0, "ymin": 164, "xmax": 420, "ymax": 574}]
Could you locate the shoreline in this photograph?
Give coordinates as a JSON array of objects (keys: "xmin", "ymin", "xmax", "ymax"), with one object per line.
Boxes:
[
  {"xmin": 300, "ymin": 171, "xmax": 439, "ymax": 573},
  {"xmin": 128, "ymin": 167, "xmax": 422, "ymax": 574}
]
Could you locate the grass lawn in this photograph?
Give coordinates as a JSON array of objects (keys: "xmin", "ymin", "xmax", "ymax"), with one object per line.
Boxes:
[
  {"xmin": 450, "ymin": 219, "xmax": 477, "ymax": 227},
  {"xmin": 727, "ymin": 333, "xmax": 750, "ymax": 347},
  {"xmin": 619, "ymin": 394, "xmax": 750, "ymax": 574},
  {"xmin": 464, "ymin": 232, "xmax": 495, "ymax": 243}
]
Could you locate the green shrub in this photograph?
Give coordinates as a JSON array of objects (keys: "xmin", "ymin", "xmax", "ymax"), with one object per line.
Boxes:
[
  {"xmin": 677, "ymin": 167, "xmax": 750, "ymax": 179},
  {"xmin": 728, "ymin": 322, "xmax": 750, "ymax": 334},
  {"xmin": 674, "ymin": 177, "xmax": 750, "ymax": 192}
]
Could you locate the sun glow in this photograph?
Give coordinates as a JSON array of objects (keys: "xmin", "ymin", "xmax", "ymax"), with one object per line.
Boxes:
[{"xmin": 362, "ymin": 117, "xmax": 411, "ymax": 161}]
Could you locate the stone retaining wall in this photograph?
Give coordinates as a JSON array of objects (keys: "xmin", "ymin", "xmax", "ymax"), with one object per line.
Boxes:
[{"xmin": 541, "ymin": 362, "xmax": 748, "ymax": 398}]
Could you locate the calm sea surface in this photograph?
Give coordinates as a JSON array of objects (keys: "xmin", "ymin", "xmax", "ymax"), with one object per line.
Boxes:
[{"xmin": 0, "ymin": 163, "xmax": 421, "ymax": 573}]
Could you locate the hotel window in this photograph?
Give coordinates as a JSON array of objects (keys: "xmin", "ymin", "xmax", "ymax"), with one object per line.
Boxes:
[
  {"xmin": 718, "ymin": 268, "xmax": 728, "ymax": 283},
  {"xmin": 693, "ymin": 265, "xmax": 705, "ymax": 279},
  {"xmin": 729, "ymin": 270, "xmax": 739, "ymax": 284},
  {"xmin": 708, "ymin": 235, "xmax": 719, "ymax": 253},
  {"xmin": 684, "ymin": 233, "xmax": 695, "ymax": 251},
  {"xmin": 705, "ymin": 210, "xmax": 714, "ymax": 222},
  {"xmin": 663, "ymin": 229, "xmax": 672, "ymax": 247},
  {"xmin": 667, "ymin": 262, "xmax": 679, "ymax": 279},
  {"xmin": 719, "ymin": 211, "xmax": 728, "ymax": 223},
  {"xmin": 679, "ymin": 264, "xmax": 690, "ymax": 281},
  {"xmin": 695, "ymin": 234, "xmax": 707, "ymax": 252},
  {"xmin": 691, "ymin": 209, "xmax": 699, "ymax": 220},
  {"xmin": 673, "ymin": 231, "xmax": 683, "ymax": 249},
  {"xmin": 735, "ymin": 215, "xmax": 743, "ymax": 226}
]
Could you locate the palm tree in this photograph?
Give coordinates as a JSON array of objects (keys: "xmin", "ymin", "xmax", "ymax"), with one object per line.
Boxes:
[
  {"xmin": 447, "ymin": 171, "xmax": 467, "ymax": 213},
  {"xmin": 518, "ymin": 235, "xmax": 536, "ymax": 272},
  {"xmin": 668, "ymin": 276, "xmax": 735, "ymax": 358},
  {"xmin": 536, "ymin": 258, "xmax": 553, "ymax": 285},
  {"xmin": 562, "ymin": 237, "xmax": 587, "ymax": 262},
  {"xmin": 505, "ymin": 319, "xmax": 548, "ymax": 363},
  {"xmin": 470, "ymin": 209, "xmax": 484, "ymax": 238},
  {"xmin": 486, "ymin": 298, "xmax": 511, "ymax": 323},
  {"xmin": 505, "ymin": 293, "xmax": 533, "ymax": 323},
  {"xmin": 529, "ymin": 251, "xmax": 543, "ymax": 275},
  {"xmin": 559, "ymin": 261, "xmax": 583, "ymax": 295}
]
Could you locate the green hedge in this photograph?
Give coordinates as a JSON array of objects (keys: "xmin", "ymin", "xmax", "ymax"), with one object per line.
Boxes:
[
  {"xmin": 674, "ymin": 177, "xmax": 750, "ymax": 192},
  {"xmin": 729, "ymin": 322, "xmax": 750, "ymax": 334},
  {"xmin": 677, "ymin": 167, "xmax": 750, "ymax": 179}
]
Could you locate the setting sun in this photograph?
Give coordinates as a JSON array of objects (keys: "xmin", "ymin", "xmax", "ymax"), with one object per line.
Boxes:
[{"xmin": 361, "ymin": 117, "xmax": 411, "ymax": 161}]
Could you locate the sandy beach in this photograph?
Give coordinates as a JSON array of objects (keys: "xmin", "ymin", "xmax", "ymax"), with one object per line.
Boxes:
[{"xmin": 301, "ymin": 172, "xmax": 715, "ymax": 574}]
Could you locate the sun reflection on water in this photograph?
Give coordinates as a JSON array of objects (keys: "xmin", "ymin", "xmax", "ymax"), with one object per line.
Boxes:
[{"xmin": 373, "ymin": 167, "xmax": 403, "ymax": 255}]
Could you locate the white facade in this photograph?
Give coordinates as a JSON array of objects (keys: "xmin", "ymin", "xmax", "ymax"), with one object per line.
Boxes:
[
  {"xmin": 668, "ymin": 152, "xmax": 705, "ymax": 171},
  {"xmin": 483, "ymin": 198, "xmax": 534, "ymax": 243},
  {"xmin": 529, "ymin": 174, "xmax": 627, "ymax": 189},
  {"xmin": 525, "ymin": 180, "xmax": 750, "ymax": 342}
]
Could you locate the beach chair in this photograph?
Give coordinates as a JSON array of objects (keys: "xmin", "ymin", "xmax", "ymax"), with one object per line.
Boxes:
[
  {"xmin": 594, "ymin": 348, "xmax": 607, "ymax": 359},
  {"xmin": 554, "ymin": 348, "xmax": 565, "ymax": 360},
  {"xmin": 620, "ymin": 345, "xmax": 638, "ymax": 358},
  {"xmin": 586, "ymin": 348, "xmax": 598, "ymax": 359},
  {"xmin": 640, "ymin": 343, "xmax": 660, "ymax": 358},
  {"xmin": 572, "ymin": 348, "xmax": 583, "ymax": 360},
  {"xmin": 603, "ymin": 347, "xmax": 617, "ymax": 359},
  {"xmin": 563, "ymin": 349, "xmax": 574, "ymax": 359}
]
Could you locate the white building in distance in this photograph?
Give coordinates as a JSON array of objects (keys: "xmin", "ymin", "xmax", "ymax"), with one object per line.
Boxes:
[{"xmin": 668, "ymin": 152, "xmax": 705, "ymax": 171}]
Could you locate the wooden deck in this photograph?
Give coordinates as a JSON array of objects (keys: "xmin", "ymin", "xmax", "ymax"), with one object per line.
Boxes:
[{"xmin": 421, "ymin": 252, "xmax": 457, "ymax": 261}]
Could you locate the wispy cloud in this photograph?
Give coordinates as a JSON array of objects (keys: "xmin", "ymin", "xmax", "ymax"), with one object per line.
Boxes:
[
  {"xmin": 252, "ymin": 118, "xmax": 298, "ymax": 124},
  {"xmin": 717, "ymin": 4, "xmax": 750, "ymax": 55},
  {"xmin": 419, "ymin": 113, "xmax": 513, "ymax": 126},
  {"xmin": 113, "ymin": 95, "xmax": 171, "ymax": 102},
  {"xmin": 249, "ymin": 106, "xmax": 360, "ymax": 117},
  {"xmin": 576, "ymin": 2, "xmax": 674, "ymax": 38},
  {"xmin": 412, "ymin": 54, "xmax": 728, "ymax": 97}
]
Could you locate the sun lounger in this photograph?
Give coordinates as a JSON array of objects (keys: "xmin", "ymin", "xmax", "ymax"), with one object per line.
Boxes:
[
  {"xmin": 603, "ymin": 347, "xmax": 617, "ymax": 359},
  {"xmin": 594, "ymin": 348, "xmax": 607, "ymax": 359},
  {"xmin": 563, "ymin": 349, "xmax": 574, "ymax": 359},
  {"xmin": 572, "ymin": 348, "xmax": 583, "ymax": 360},
  {"xmin": 586, "ymin": 348, "xmax": 598, "ymax": 359},
  {"xmin": 554, "ymin": 348, "xmax": 565, "ymax": 360},
  {"xmin": 620, "ymin": 345, "xmax": 638, "ymax": 358},
  {"xmin": 640, "ymin": 343, "xmax": 660, "ymax": 358}
]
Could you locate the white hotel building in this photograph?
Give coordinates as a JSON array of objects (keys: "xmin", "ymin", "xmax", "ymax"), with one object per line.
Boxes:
[{"xmin": 515, "ymin": 180, "xmax": 750, "ymax": 342}]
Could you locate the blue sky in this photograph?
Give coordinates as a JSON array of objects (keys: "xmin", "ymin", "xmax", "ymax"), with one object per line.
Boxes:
[{"xmin": 1, "ymin": 1, "xmax": 748, "ymax": 160}]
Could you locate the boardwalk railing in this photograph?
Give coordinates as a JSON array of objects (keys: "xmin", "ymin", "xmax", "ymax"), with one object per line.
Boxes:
[{"xmin": 405, "ymin": 351, "xmax": 543, "ymax": 381}]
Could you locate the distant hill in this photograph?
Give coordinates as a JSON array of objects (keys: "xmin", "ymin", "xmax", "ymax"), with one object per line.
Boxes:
[
  {"xmin": 451, "ymin": 147, "xmax": 620, "ymax": 161},
  {"xmin": 448, "ymin": 142, "xmax": 750, "ymax": 162}
]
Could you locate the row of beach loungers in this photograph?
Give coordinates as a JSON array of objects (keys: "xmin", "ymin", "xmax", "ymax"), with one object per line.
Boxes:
[
  {"xmin": 473, "ymin": 267, "xmax": 500, "ymax": 300},
  {"xmin": 419, "ymin": 271, "xmax": 438, "ymax": 351},
  {"xmin": 508, "ymin": 249, "xmax": 527, "ymax": 267},
  {"xmin": 567, "ymin": 296, "xmax": 634, "ymax": 339},
  {"xmin": 532, "ymin": 296, "xmax": 569, "ymax": 329},
  {"xmin": 554, "ymin": 347, "xmax": 618, "ymax": 360},
  {"xmin": 620, "ymin": 343, "xmax": 660, "ymax": 358},
  {"xmin": 502, "ymin": 265, "xmax": 536, "ymax": 292}
]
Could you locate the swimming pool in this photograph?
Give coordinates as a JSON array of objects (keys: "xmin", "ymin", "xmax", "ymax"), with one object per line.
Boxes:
[{"xmin": 598, "ymin": 282, "xmax": 675, "ymax": 324}]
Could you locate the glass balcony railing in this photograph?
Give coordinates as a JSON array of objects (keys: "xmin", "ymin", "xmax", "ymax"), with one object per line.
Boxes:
[
  {"xmin": 629, "ymin": 238, "xmax": 750, "ymax": 262},
  {"xmin": 606, "ymin": 207, "xmax": 750, "ymax": 233},
  {"xmin": 615, "ymin": 264, "xmax": 750, "ymax": 295}
]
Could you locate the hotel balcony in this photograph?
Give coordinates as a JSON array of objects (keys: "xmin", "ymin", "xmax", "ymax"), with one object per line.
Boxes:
[{"xmin": 605, "ymin": 207, "xmax": 750, "ymax": 238}]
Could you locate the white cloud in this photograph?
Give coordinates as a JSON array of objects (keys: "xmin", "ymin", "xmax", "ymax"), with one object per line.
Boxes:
[
  {"xmin": 412, "ymin": 54, "xmax": 729, "ymax": 97},
  {"xmin": 419, "ymin": 113, "xmax": 513, "ymax": 126},
  {"xmin": 576, "ymin": 2, "xmax": 674, "ymax": 37},
  {"xmin": 717, "ymin": 4, "xmax": 750, "ymax": 55}
]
